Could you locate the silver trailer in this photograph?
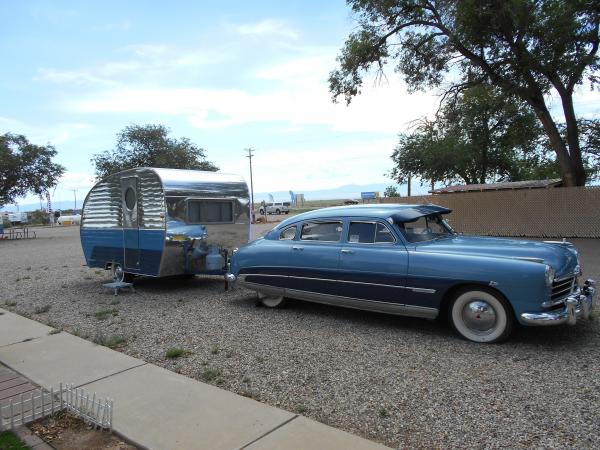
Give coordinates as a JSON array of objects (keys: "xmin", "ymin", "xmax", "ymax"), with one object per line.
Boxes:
[{"xmin": 80, "ymin": 167, "xmax": 250, "ymax": 281}]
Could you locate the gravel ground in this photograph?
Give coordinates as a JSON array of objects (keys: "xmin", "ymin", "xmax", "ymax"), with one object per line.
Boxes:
[{"xmin": 1, "ymin": 225, "xmax": 599, "ymax": 449}]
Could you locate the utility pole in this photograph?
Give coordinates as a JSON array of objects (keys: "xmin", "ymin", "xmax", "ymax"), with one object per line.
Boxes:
[
  {"xmin": 72, "ymin": 189, "xmax": 77, "ymax": 211},
  {"xmin": 245, "ymin": 148, "xmax": 255, "ymax": 222}
]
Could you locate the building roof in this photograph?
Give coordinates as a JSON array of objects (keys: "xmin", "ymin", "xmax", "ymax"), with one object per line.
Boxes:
[
  {"xmin": 274, "ymin": 203, "xmax": 451, "ymax": 229},
  {"xmin": 430, "ymin": 179, "xmax": 562, "ymax": 194}
]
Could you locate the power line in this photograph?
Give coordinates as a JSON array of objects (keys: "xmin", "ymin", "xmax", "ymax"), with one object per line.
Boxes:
[{"xmin": 245, "ymin": 148, "xmax": 255, "ymax": 221}]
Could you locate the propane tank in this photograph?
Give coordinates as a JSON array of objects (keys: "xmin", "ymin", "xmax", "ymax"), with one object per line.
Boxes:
[{"xmin": 206, "ymin": 247, "xmax": 224, "ymax": 271}]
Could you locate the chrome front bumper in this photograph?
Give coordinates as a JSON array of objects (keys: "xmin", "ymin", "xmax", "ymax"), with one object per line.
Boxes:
[{"xmin": 521, "ymin": 279, "xmax": 596, "ymax": 326}]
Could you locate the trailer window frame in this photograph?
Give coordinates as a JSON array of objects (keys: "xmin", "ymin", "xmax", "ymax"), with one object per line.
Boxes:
[{"xmin": 185, "ymin": 198, "xmax": 236, "ymax": 224}]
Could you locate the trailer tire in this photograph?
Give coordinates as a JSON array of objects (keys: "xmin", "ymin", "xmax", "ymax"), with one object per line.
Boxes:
[{"xmin": 112, "ymin": 264, "xmax": 135, "ymax": 283}]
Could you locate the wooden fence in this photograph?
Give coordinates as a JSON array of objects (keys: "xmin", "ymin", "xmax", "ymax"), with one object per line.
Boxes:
[{"xmin": 381, "ymin": 186, "xmax": 600, "ymax": 238}]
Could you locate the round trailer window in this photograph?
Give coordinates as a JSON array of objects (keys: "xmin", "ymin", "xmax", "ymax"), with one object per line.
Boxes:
[{"xmin": 124, "ymin": 187, "xmax": 136, "ymax": 210}]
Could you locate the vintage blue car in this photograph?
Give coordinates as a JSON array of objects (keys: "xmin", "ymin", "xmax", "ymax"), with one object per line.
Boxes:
[{"xmin": 227, "ymin": 204, "xmax": 596, "ymax": 343}]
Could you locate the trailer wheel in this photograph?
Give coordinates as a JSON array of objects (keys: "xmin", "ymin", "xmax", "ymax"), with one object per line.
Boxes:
[{"xmin": 112, "ymin": 264, "xmax": 134, "ymax": 283}]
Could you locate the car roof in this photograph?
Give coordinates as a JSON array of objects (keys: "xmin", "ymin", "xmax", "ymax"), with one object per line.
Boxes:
[{"xmin": 274, "ymin": 203, "xmax": 451, "ymax": 229}]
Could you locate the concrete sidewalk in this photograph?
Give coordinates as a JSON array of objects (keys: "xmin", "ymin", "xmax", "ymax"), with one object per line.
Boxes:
[{"xmin": 0, "ymin": 308, "xmax": 390, "ymax": 450}]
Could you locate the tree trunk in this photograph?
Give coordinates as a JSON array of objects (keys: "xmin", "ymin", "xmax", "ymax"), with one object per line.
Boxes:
[
  {"xmin": 558, "ymin": 91, "xmax": 587, "ymax": 185},
  {"xmin": 528, "ymin": 97, "xmax": 577, "ymax": 186}
]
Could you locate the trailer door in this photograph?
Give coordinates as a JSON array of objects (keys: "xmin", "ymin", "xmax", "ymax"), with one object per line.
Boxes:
[{"xmin": 121, "ymin": 176, "xmax": 140, "ymax": 270}]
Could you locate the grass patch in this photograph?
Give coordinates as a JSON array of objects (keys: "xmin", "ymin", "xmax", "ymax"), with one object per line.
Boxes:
[
  {"xmin": 296, "ymin": 405, "xmax": 307, "ymax": 414},
  {"xmin": 201, "ymin": 366, "xmax": 221, "ymax": 382},
  {"xmin": 0, "ymin": 430, "xmax": 29, "ymax": 450},
  {"xmin": 378, "ymin": 407, "xmax": 390, "ymax": 419},
  {"xmin": 240, "ymin": 390, "xmax": 259, "ymax": 400},
  {"xmin": 94, "ymin": 309, "xmax": 118, "ymax": 320},
  {"xmin": 71, "ymin": 328, "xmax": 89, "ymax": 339},
  {"xmin": 34, "ymin": 304, "xmax": 51, "ymax": 314},
  {"xmin": 94, "ymin": 334, "xmax": 126, "ymax": 349},
  {"xmin": 48, "ymin": 328, "xmax": 62, "ymax": 335},
  {"xmin": 210, "ymin": 346, "xmax": 220, "ymax": 355},
  {"xmin": 242, "ymin": 376, "xmax": 251, "ymax": 383},
  {"xmin": 166, "ymin": 347, "xmax": 191, "ymax": 359},
  {"xmin": 5, "ymin": 301, "xmax": 17, "ymax": 307}
]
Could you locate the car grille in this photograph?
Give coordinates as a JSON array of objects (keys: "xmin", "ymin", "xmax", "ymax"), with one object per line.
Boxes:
[{"xmin": 551, "ymin": 276, "xmax": 576, "ymax": 301}]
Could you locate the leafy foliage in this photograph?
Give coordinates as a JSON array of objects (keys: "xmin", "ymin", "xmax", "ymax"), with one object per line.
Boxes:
[
  {"xmin": 92, "ymin": 124, "xmax": 218, "ymax": 179},
  {"xmin": 384, "ymin": 185, "xmax": 400, "ymax": 197},
  {"xmin": 390, "ymin": 85, "xmax": 555, "ymax": 185},
  {"xmin": 330, "ymin": 0, "xmax": 600, "ymax": 186},
  {"xmin": 0, "ymin": 133, "xmax": 65, "ymax": 208}
]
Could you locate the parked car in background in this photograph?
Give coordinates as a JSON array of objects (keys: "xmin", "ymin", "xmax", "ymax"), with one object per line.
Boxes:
[
  {"xmin": 229, "ymin": 204, "xmax": 596, "ymax": 343},
  {"xmin": 259, "ymin": 202, "xmax": 290, "ymax": 215},
  {"xmin": 344, "ymin": 199, "xmax": 359, "ymax": 205}
]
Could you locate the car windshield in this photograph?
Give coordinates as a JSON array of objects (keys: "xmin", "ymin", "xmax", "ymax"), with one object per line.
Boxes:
[{"xmin": 396, "ymin": 214, "xmax": 454, "ymax": 243}]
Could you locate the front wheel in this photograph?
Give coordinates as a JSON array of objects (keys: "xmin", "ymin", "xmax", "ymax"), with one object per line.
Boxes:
[
  {"xmin": 275, "ymin": 209, "xmax": 281, "ymax": 214},
  {"xmin": 259, "ymin": 208, "xmax": 265, "ymax": 215},
  {"xmin": 257, "ymin": 292, "xmax": 286, "ymax": 308},
  {"xmin": 449, "ymin": 288, "xmax": 513, "ymax": 343}
]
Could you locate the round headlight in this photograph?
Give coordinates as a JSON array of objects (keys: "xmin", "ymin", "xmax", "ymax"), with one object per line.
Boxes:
[{"xmin": 545, "ymin": 265, "xmax": 555, "ymax": 286}]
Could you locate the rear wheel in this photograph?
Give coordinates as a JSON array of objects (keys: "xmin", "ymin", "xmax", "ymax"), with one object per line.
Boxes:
[
  {"xmin": 259, "ymin": 208, "xmax": 265, "ymax": 215},
  {"xmin": 275, "ymin": 209, "xmax": 281, "ymax": 214},
  {"xmin": 112, "ymin": 264, "xmax": 134, "ymax": 283},
  {"xmin": 257, "ymin": 292, "xmax": 286, "ymax": 308},
  {"xmin": 449, "ymin": 288, "xmax": 513, "ymax": 343}
]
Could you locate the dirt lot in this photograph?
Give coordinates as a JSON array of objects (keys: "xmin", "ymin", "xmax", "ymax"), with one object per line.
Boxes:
[{"xmin": 1, "ymin": 225, "xmax": 599, "ymax": 449}]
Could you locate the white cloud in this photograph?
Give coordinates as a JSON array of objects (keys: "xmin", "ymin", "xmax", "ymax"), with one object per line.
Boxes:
[
  {"xmin": 219, "ymin": 138, "xmax": 398, "ymax": 193},
  {"xmin": 35, "ymin": 68, "xmax": 117, "ymax": 87},
  {"xmin": 237, "ymin": 19, "xmax": 298, "ymax": 39}
]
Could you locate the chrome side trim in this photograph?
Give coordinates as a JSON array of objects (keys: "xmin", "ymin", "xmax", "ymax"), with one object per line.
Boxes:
[
  {"xmin": 410, "ymin": 287, "xmax": 436, "ymax": 294},
  {"xmin": 239, "ymin": 273, "xmax": 436, "ymax": 294},
  {"xmin": 237, "ymin": 276, "xmax": 438, "ymax": 319},
  {"xmin": 284, "ymin": 288, "xmax": 438, "ymax": 319}
]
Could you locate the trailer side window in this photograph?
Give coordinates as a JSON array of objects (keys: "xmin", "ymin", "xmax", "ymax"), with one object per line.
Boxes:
[{"xmin": 187, "ymin": 200, "xmax": 234, "ymax": 223}]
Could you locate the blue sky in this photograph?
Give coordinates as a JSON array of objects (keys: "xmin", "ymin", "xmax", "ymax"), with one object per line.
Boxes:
[{"xmin": 2, "ymin": 1, "xmax": 599, "ymax": 208}]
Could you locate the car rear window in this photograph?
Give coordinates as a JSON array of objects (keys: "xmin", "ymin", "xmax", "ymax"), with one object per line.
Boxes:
[{"xmin": 301, "ymin": 221, "xmax": 342, "ymax": 242}]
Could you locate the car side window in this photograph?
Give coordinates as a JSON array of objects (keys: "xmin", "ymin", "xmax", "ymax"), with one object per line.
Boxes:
[
  {"xmin": 348, "ymin": 222, "xmax": 396, "ymax": 244},
  {"xmin": 375, "ymin": 223, "xmax": 395, "ymax": 243},
  {"xmin": 301, "ymin": 221, "xmax": 342, "ymax": 242},
  {"xmin": 279, "ymin": 226, "xmax": 296, "ymax": 240},
  {"xmin": 348, "ymin": 222, "xmax": 376, "ymax": 243}
]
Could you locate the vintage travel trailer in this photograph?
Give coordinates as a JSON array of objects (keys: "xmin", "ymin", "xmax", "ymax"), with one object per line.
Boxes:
[{"xmin": 80, "ymin": 168, "xmax": 251, "ymax": 282}]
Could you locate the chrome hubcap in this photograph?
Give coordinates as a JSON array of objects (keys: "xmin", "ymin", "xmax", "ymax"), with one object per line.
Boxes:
[
  {"xmin": 113, "ymin": 265, "xmax": 124, "ymax": 282},
  {"xmin": 462, "ymin": 300, "xmax": 497, "ymax": 334}
]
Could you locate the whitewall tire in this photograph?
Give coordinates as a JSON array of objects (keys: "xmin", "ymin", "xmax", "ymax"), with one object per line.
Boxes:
[
  {"xmin": 450, "ymin": 288, "xmax": 513, "ymax": 343},
  {"xmin": 258, "ymin": 292, "xmax": 286, "ymax": 308}
]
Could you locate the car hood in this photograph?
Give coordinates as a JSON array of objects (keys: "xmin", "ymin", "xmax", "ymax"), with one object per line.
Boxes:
[{"xmin": 414, "ymin": 235, "xmax": 579, "ymax": 277}]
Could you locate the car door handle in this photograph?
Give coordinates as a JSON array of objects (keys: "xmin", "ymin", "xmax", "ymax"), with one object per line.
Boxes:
[
  {"xmin": 341, "ymin": 249, "xmax": 354, "ymax": 254},
  {"xmin": 292, "ymin": 246, "xmax": 304, "ymax": 251}
]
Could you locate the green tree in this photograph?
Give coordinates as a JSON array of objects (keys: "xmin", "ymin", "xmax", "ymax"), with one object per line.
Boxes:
[
  {"xmin": 384, "ymin": 185, "xmax": 400, "ymax": 197},
  {"xmin": 0, "ymin": 133, "xmax": 65, "ymax": 207},
  {"xmin": 92, "ymin": 124, "xmax": 218, "ymax": 179},
  {"xmin": 390, "ymin": 85, "xmax": 552, "ymax": 185},
  {"xmin": 329, "ymin": 0, "xmax": 599, "ymax": 186}
]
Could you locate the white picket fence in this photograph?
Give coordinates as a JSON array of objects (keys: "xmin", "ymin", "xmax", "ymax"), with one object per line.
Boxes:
[{"xmin": 0, "ymin": 383, "xmax": 113, "ymax": 432}]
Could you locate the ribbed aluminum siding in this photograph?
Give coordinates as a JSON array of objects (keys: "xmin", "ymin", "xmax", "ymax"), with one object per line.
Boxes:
[
  {"xmin": 81, "ymin": 176, "xmax": 122, "ymax": 228},
  {"xmin": 137, "ymin": 169, "xmax": 165, "ymax": 229},
  {"xmin": 82, "ymin": 168, "xmax": 165, "ymax": 230}
]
